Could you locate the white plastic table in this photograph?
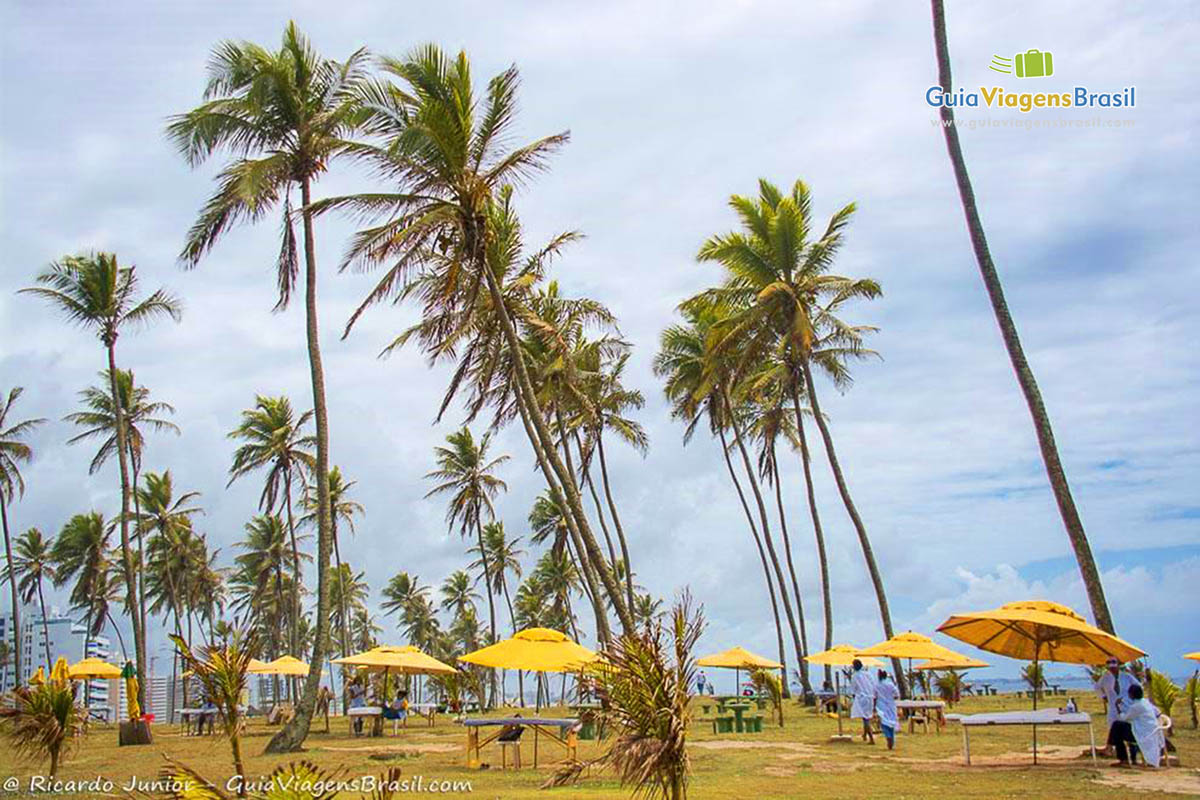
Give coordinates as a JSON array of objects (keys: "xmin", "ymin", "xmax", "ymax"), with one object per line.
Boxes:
[
  {"xmin": 951, "ymin": 709, "xmax": 1096, "ymax": 765},
  {"xmin": 347, "ymin": 705, "xmax": 383, "ymax": 736},
  {"xmin": 895, "ymin": 699, "xmax": 946, "ymax": 732}
]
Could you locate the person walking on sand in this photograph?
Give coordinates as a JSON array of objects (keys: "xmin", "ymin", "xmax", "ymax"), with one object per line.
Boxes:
[
  {"xmin": 850, "ymin": 659, "xmax": 877, "ymax": 744},
  {"xmin": 875, "ymin": 670, "xmax": 899, "ymax": 751}
]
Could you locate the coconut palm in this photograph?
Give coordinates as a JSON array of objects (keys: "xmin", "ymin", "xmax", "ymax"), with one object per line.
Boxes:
[
  {"xmin": 1, "ymin": 387, "xmax": 47, "ymax": 687},
  {"xmin": 425, "ymin": 427, "xmax": 508, "ymax": 705},
  {"xmin": 232, "ymin": 516, "xmax": 302, "ymax": 664},
  {"xmin": 50, "ymin": 512, "xmax": 114, "ymax": 704},
  {"xmin": 654, "ymin": 304, "xmax": 801, "ymax": 694},
  {"xmin": 380, "ymin": 571, "xmax": 427, "ymax": 620},
  {"xmin": 328, "ymin": 563, "xmax": 369, "ymax": 656},
  {"xmin": 2, "ymin": 529, "xmax": 57, "ymax": 670},
  {"xmin": 471, "ymin": 521, "xmax": 525, "ymax": 704},
  {"xmin": 21, "ymin": 253, "xmax": 181, "ymax": 706},
  {"xmin": 169, "ymin": 23, "xmax": 370, "ymax": 751},
  {"xmin": 928, "ymin": 1, "xmax": 1112, "ymax": 632},
  {"xmin": 135, "ymin": 471, "xmax": 203, "ymax": 628},
  {"xmin": 689, "ymin": 179, "xmax": 905, "ymax": 690},
  {"xmin": 0, "ymin": 679, "xmax": 85, "ymax": 778},
  {"xmin": 439, "ymin": 570, "xmax": 479, "ymax": 619},
  {"xmin": 322, "ymin": 45, "xmax": 633, "ymax": 635},
  {"xmin": 302, "ymin": 467, "xmax": 363, "ymax": 667},
  {"xmin": 228, "ymin": 394, "xmax": 315, "ymax": 668},
  {"xmin": 64, "ymin": 369, "xmax": 179, "ymax": 652}
]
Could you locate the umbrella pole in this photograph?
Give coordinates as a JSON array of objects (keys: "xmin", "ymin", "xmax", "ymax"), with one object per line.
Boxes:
[
  {"xmin": 1032, "ymin": 640, "xmax": 1040, "ymax": 766},
  {"xmin": 836, "ymin": 671, "xmax": 844, "ymax": 737}
]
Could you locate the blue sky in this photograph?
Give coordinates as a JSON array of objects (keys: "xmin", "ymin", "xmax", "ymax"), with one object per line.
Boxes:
[{"xmin": 1, "ymin": 1, "xmax": 1197, "ymax": 684}]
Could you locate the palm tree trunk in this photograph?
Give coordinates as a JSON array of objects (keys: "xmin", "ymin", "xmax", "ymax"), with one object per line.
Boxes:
[
  {"xmin": 595, "ymin": 433, "xmax": 637, "ymax": 619},
  {"xmin": 576, "ymin": 434, "xmax": 621, "ymax": 580},
  {"xmin": 512, "ymin": 388, "xmax": 611, "ymax": 644},
  {"xmin": 800, "ymin": 361, "xmax": 906, "ymax": 696},
  {"xmin": 500, "ymin": 578, "xmax": 524, "ymax": 706},
  {"xmin": 789, "ymin": 382, "xmax": 834, "ymax": 684},
  {"xmin": 473, "ymin": 517, "xmax": 498, "ymax": 709},
  {"xmin": 929, "ymin": 0, "xmax": 1113, "ymax": 633},
  {"xmin": 476, "ymin": 237, "xmax": 633, "ymax": 635},
  {"xmin": 105, "ymin": 343, "xmax": 147, "ymax": 711},
  {"xmin": 717, "ymin": 428, "xmax": 790, "ymax": 699},
  {"xmin": 36, "ymin": 580, "xmax": 52, "ymax": 669},
  {"xmin": 129, "ymin": 444, "xmax": 148, "ymax": 684},
  {"xmin": 331, "ymin": 527, "xmax": 352, "ymax": 714},
  {"xmin": 769, "ymin": 447, "xmax": 812, "ymax": 698},
  {"xmin": 82, "ymin": 604, "xmax": 93, "ymax": 707},
  {"xmin": 0, "ymin": 493, "xmax": 22, "ymax": 686},
  {"xmin": 719, "ymin": 384, "xmax": 807, "ymax": 686},
  {"xmin": 282, "ymin": 470, "xmax": 302, "ymax": 672},
  {"xmin": 267, "ymin": 177, "xmax": 334, "ymax": 753}
]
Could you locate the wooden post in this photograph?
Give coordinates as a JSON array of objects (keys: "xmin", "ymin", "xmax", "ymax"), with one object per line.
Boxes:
[{"xmin": 962, "ymin": 724, "xmax": 971, "ymax": 765}]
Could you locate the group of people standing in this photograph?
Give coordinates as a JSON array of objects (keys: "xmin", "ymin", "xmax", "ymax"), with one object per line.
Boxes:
[{"xmin": 848, "ymin": 660, "xmax": 899, "ymax": 750}]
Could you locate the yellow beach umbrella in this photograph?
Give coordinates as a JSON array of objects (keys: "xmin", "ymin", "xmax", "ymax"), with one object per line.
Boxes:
[
  {"xmin": 69, "ymin": 657, "xmax": 123, "ymax": 680},
  {"xmin": 805, "ymin": 645, "xmax": 883, "ymax": 668},
  {"xmin": 937, "ymin": 600, "xmax": 1146, "ymax": 763},
  {"xmin": 1184, "ymin": 652, "xmax": 1200, "ymax": 662},
  {"xmin": 29, "ymin": 666, "xmax": 46, "ymax": 686},
  {"xmin": 913, "ymin": 656, "xmax": 989, "ymax": 670},
  {"xmin": 245, "ymin": 658, "xmax": 274, "ymax": 674},
  {"xmin": 259, "ymin": 656, "xmax": 310, "ymax": 677},
  {"xmin": 51, "ymin": 657, "xmax": 71, "ymax": 686},
  {"xmin": 804, "ymin": 646, "xmax": 883, "ymax": 740},
  {"xmin": 697, "ymin": 646, "xmax": 783, "ymax": 699},
  {"xmin": 859, "ymin": 631, "xmax": 974, "ymax": 701},
  {"xmin": 335, "ymin": 645, "xmax": 457, "ymax": 675},
  {"xmin": 459, "ymin": 629, "xmax": 598, "ymax": 674}
]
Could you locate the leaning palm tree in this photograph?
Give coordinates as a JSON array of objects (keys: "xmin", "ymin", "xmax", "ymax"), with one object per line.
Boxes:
[
  {"xmin": 928, "ymin": 1, "xmax": 1112, "ymax": 632},
  {"xmin": 323, "ymin": 45, "xmax": 633, "ymax": 636},
  {"xmin": 4, "ymin": 529, "xmax": 58, "ymax": 670},
  {"xmin": 21, "ymin": 253, "xmax": 181, "ymax": 707},
  {"xmin": 0, "ymin": 386, "xmax": 46, "ymax": 687},
  {"xmin": 689, "ymin": 179, "xmax": 904, "ymax": 690},
  {"xmin": 228, "ymin": 394, "xmax": 315, "ymax": 668},
  {"xmin": 169, "ymin": 22, "xmax": 369, "ymax": 751},
  {"xmin": 425, "ymin": 427, "xmax": 508, "ymax": 686}
]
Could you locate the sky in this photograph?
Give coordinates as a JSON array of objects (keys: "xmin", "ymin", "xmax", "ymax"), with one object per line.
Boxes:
[{"xmin": 1, "ymin": 1, "xmax": 1197, "ymax": 687}]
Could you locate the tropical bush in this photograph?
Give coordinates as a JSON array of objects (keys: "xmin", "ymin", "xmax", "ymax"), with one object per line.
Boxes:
[
  {"xmin": 548, "ymin": 592, "xmax": 704, "ymax": 800},
  {"xmin": 1021, "ymin": 663, "xmax": 1044, "ymax": 700},
  {"xmin": 1146, "ymin": 669, "xmax": 1179, "ymax": 719},
  {"xmin": 1184, "ymin": 674, "xmax": 1199, "ymax": 729},
  {"xmin": 0, "ymin": 680, "xmax": 85, "ymax": 777},
  {"xmin": 935, "ymin": 671, "xmax": 963, "ymax": 706},
  {"xmin": 750, "ymin": 668, "xmax": 784, "ymax": 726}
]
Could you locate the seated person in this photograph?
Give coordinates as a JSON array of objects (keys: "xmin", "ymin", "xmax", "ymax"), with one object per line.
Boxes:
[
  {"xmin": 820, "ymin": 680, "xmax": 839, "ymax": 713},
  {"xmin": 347, "ymin": 679, "xmax": 367, "ymax": 734},
  {"xmin": 1110, "ymin": 684, "xmax": 1162, "ymax": 768},
  {"xmin": 382, "ymin": 691, "xmax": 410, "ymax": 722}
]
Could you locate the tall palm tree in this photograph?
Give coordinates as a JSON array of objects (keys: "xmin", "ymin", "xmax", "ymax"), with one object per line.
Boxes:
[
  {"xmin": 322, "ymin": 45, "xmax": 633, "ymax": 636},
  {"xmin": 169, "ymin": 23, "xmax": 369, "ymax": 751},
  {"xmin": 928, "ymin": 1, "xmax": 1112, "ymax": 632},
  {"xmin": 22, "ymin": 253, "xmax": 181, "ymax": 707},
  {"xmin": 425, "ymin": 427, "xmax": 508, "ymax": 679},
  {"xmin": 303, "ymin": 467, "xmax": 363, "ymax": 669},
  {"xmin": 471, "ymin": 520, "xmax": 525, "ymax": 704},
  {"xmin": 232, "ymin": 514, "xmax": 300, "ymax": 703},
  {"xmin": 50, "ymin": 512, "xmax": 113, "ymax": 704},
  {"xmin": 64, "ymin": 368, "xmax": 179, "ymax": 653},
  {"xmin": 689, "ymin": 180, "xmax": 905, "ymax": 690},
  {"xmin": 654, "ymin": 305, "xmax": 800, "ymax": 695},
  {"xmin": 228, "ymin": 395, "xmax": 314, "ymax": 669},
  {"xmin": 3, "ymin": 529, "xmax": 57, "ymax": 669},
  {"xmin": 136, "ymin": 470, "xmax": 203, "ymax": 635},
  {"xmin": 0, "ymin": 387, "xmax": 46, "ymax": 687}
]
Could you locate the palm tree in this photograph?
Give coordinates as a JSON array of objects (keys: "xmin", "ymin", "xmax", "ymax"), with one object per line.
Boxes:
[
  {"xmin": 303, "ymin": 467, "xmax": 363, "ymax": 672},
  {"xmin": 471, "ymin": 520, "xmax": 524, "ymax": 704},
  {"xmin": 439, "ymin": 570, "xmax": 479, "ymax": 619},
  {"xmin": 323, "ymin": 45, "xmax": 633, "ymax": 636},
  {"xmin": 0, "ymin": 387, "xmax": 46, "ymax": 686},
  {"xmin": 0, "ymin": 680, "xmax": 85, "ymax": 778},
  {"xmin": 169, "ymin": 23, "xmax": 369, "ymax": 751},
  {"xmin": 21, "ymin": 252, "xmax": 181, "ymax": 706},
  {"xmin": 3, "ymin": 529, "xmax": 57, "ymax": 670},
  {"xmin": 64, "ymin": 368, "xmax": 179, "ymax": 653},
  {"xmin": 380, "ymin": 571, "xmax": 426, "ymax": 621},
  {"xmin": 0, "ymin": 641, "xmax": 10, "ymax": 689},
  {"xmin": 50, "ymin": 512, "xmax": 113, "ymax": 704},
  {"xmin": 135, "ymin": 470, "xmax": 203, "ymax": 627},
  {"xmin": 228, "ymin": 394, "xmax": 314, "ymax": 670},
  {"xmin": 654, "ymin": 305, "xmax": 799, "ymax": 695},
  {"xmin": 425, "ymin": 428, "xmax": 508, "ymax": 676},
  {"xmin": 690, "ymin": 179, "xmax": 905, "ymax": 690},
  {"xmin": 928, "ymin": 1, "xmax": 1112, "ymax": 632}
]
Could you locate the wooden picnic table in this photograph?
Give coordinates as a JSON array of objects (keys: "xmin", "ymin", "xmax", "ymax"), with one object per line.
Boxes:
[
  {"xmin": 463, "ymin": 717, "xmax": 578, "ymax": 768},
  {"xmin": 895, "ymin": 700, "xmax": 946, "ymax": 733},
  {"xmin": 947, "ymin": 709, "xmax": 1096, "ymax": 766}
]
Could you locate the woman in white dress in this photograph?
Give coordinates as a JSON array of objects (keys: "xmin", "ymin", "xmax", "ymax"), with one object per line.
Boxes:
[
  {"xmin": 849, "ymin": 659, "xmax": 877, "ymax": 744},
  {"xmin": 874, "ymin": 670, "xmax": 899, "ymax": 750},
  {"xmin": 1113, "ymin": 684, "xmax": 1162, "ymax": 767}
]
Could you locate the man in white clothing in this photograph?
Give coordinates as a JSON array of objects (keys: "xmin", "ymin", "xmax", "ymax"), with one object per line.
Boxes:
[
  {"xmin": 1094, "ymin": 657, "xmax": 1141, "ymax": 755},
  {"xmin": 849, "ymin": 659, "xmax": 877, "ymax": 744},
  {"xmin": 874, "ymin": 670, "xmax": 899, "ymax": 750}
]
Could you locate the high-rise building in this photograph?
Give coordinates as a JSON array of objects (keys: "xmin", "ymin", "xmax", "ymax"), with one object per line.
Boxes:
[{"xmin": 0, "ymin": 604, "xmax": 114, "ymax": 714}]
